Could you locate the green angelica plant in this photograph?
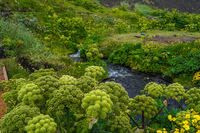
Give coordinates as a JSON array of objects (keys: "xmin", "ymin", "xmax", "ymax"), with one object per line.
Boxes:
[
  {"xmin": 17, "ymin": 83, "xmax": 45, "ymax": 108},
  {"xmin": 28, "ymin": 68, "xmax": 58, "ymax": 81},
  {"xmin": 175, "ymin": 110, "xmax": 195, "ymax": 131},
  {"xmin": 128, "ymin": 95, "xmax": 158, "ymax": 129},
  {"xmin": 141, "ymin": 82, "xmax": 164, "ymax": 98},
  {"xmin": 47, "ymin": 85, "xmax": 84, "ymax": 133},
  {"xmin": 59, "ymin": 75, "xmax": 77, "ymax": 85},
  {"xmin": 184, "ymin": 87, "xmax": 200, "ymax": 110},
  {"xmin": 0, "ymin": 105, "xmax": 41, "ymax": 133},
  {"xmin": 25, "ymin": 114, "xmax": 57, "ymax": 133},
  {"xmin": 86, "ymin": 43, "xmax": 103, "ymax": 61},
  {"xmin": 47, "ymin": 85, "xmax": 84, "ymax": 116},
  {"xmin": 34, "ymin": 75, "xmax": 60, "ymax": 99},
  {"xmin": 81, "ymin": 89, "xmax": 113, "ymax": 119},
  {"xmin": 1, "ymin": 78, "xmax": 27, "ymax": 110},
  {"xmin": 76, "ymin": 76, "xmax": 98, "ymax": 93},
  {"xmin": 109, "ymin": 114, "xmax": 132, "ymax": 133},
  {"xmin": 163, "ymin": 83, "xmax": 185, "ymax": 102},
  {"xmin": 95, "ymin": 81, "xmax": 129, "ymax": 115},
  {"xmin": 84, "ymin": 65, "xmax": 105, "ymax": 80}
]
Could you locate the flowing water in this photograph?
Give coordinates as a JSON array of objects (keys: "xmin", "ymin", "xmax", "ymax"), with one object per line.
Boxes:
[{"xmin": 69, "ymin": 51, "xmax": 187, "ymax": 110}]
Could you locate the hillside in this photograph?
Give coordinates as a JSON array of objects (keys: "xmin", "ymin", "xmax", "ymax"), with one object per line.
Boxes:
[{"xmin": 99, "ymin": 0, "xmax": 200, "ymax": 13}]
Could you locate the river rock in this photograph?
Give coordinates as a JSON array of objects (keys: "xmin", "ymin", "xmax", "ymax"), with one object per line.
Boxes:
[{"xmin": 134, "ymin": 34, "xmax": 141, "ymax": 38}]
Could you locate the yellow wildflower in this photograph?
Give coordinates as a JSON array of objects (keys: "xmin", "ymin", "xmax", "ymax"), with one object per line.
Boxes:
[
  {"xmin": 168, "ymin": 115, "xmax": 172, "ymax": 121},
  {"xmin": 197, "ymin": 130, "xmax": 200, "ymax": 133},
  {"xmin": 180, "ymin": 128, "xmax": 185, "ymax": 133},
  {"xmin": 156, "ymin": 130, "xmax": 162, "ymax": 133},
  {"xmin": 186, "ymin": 114, "xmax": 190, "ymax": 118},
  {"xmin": 183, "ymin": 120, "xmax": 188, "ymax": 125},
  {"xmin": 172, "ymin": 117, "xmax": 176, "ymax": 121},
  {"xmin": 183, "ymin": 124, "xmax": 190, "ymax": 130}
]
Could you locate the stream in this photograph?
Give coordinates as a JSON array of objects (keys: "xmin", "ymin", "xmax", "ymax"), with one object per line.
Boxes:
[{"xmin": 70, "ymin": 51, "xmax": 187, "ymax": 111}]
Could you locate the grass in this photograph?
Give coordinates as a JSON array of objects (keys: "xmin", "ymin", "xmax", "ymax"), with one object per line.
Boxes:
[
  {"xmin": 0, "ymin": 18, "xmax": 62, "ymax": 68},
  {"xmin": 99, "ymin": 30, "xmax": 200, "ymax": 46}
]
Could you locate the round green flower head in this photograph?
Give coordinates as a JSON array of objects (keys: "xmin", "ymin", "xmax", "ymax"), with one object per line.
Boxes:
[
  {"xmin": 47, "ymin": 85, "xmax": 84, "ymax": 116},
  {"xmin": 128, "ymin": 95, "xmax": 158, "ymax": 119},
  {"xmin": 175, "ymin": 110, "xmax": 194, "ymax": 128},
  {"xmin": 28, "ymin": 68, "xmax": 58, "ymax": 81},
  {"xmin": 17, "ymin": 83, "xmax": 45, "ymax": 108},
  {"xmin": 2, "ymin": 78, "xmax": 27, "ymax": 110},
  {"xmin": 35, "ymin": 75, "xmax": 60, "ymax": 98},
  {"xmin": 142, "ymin": 82, "xmax": 163, "ymax": 98},
  {"xmin": 76, "ymin": 76, "xmax": 98, "ymax": 93},
  {"xmin": 82, "ymin": 89, "xmax": 113, "ymax": 119},
  {"xmin": 0, "ymin": 105, "xmax": 40, "ymax": 133},
  {"xmin": 109, "ymin": 115, "xmax": 132, "ymax": 133},
  {"xmin": 59, "ymin": 75, "xmax": 77, "ymax": 85},
  {"xmin": 95, "ymin": 82, "xmax": 129, "ymax": 115},
  {"xmin": 184, "ymin": 87, "xmax": 200, "ymax": 109},
  {"xmin": 25, "ymin": 114, "xmax": 57, "ymax": 133},
  {"xmin": 84, "ymin": 66, "xmax": 105, "ymax": 80},
  {"xmin": 164, "ymin": 83, "xmax": 185, "ymax": 102}
]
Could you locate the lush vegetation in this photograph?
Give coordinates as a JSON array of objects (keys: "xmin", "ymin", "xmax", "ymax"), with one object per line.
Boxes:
[{"xmin": 0, "ymin": 0, "xmax": 200, "ymax": 133}]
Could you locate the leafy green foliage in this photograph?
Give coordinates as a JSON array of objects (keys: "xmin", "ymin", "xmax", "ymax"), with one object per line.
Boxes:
[{"xmin": 108, "ymin": 43, "xmax": 142, "ymax": 65}]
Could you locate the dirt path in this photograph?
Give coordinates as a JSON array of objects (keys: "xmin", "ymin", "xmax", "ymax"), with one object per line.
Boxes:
[{"xmin": 0, "ymin": 66, "xmax": 8, "ymax": 118}]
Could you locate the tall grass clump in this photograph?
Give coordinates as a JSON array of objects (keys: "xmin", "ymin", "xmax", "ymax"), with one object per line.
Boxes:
[{"xmin": 0, "ymin": 18, "xmax": 60, "ymax": 68}]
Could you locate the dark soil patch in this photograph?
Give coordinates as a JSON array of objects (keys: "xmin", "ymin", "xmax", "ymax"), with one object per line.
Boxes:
[
  {"xmin": 145, "ymin": 35, "xmax": 200, "ymax": 44},
  {"xmin": 98, "ymin": 0, "xmax": 200, "ymax": 14}
]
